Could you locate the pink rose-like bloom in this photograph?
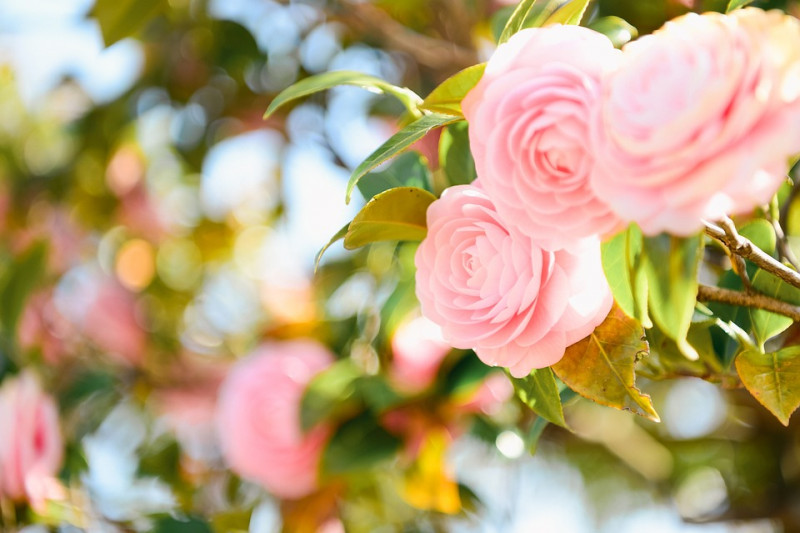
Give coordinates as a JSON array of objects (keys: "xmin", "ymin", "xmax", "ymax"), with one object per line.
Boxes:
[
  {"xmin": 414, "ymin": 185, "xmax": 612, "ymax": 377},
  {"xmin": 463, "ymin": 25, "xmax": 622, "ymax": 250},
  {"xmin": 592, "ymin": 9, "xmax": 800, "ymax": 235},
  {"xmin": 216, "ymin": 340, "xmax": 334, "ymax": 499},
  {"xmin": 390, "ymin": 314, "xmax": 451, "ymax": 392},
  {"xmin": 0, "ymin": 372, "xmax": 64, "ymax": 506}
]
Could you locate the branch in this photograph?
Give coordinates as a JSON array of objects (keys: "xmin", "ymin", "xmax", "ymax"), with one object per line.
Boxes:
[
  {"xmin": 704, "ymin": 217, "xmax": 800, "ymax": 291},
  {"xmin": 333, "ymin": 0, "xmax": 479, "ymax": 74},
  {"xmin": 697, "ymin": 284, "xmax": 800, "ymax": 322}
]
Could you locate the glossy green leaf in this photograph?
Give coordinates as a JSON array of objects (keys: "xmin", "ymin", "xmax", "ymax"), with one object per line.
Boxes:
[
  {"xmin": 736, "ymin": 346, "xmax": 800, "ymax": 426},
  {"xmin": 751, "ymin": 270, "xmax": 800, "ymax": 306},
  {"xmin": 726, "ymin": 0, "xmax": 756, "ymax": 12},
  {"xmin": 510, "ymin": 367, "xmax": 567, "ymax": 428},
  {"xmin": 498, "ymin": 0, "xmax": 563, "ymax": 44},
  {"xmin": 749, "ymin": 270, "xmax": 793, "ymax": 350},
  {"xmin": 553, "ymin": 305, "xmax": 659, "ymax": 421},
  {"xmin": 587, "ymin": 16, "xmax": 638, "ymax": 48},
  {"xmin": 420, "ymin": 63, "xmax": 486, "ymax": 116},
  {"xmin": 1, "ymin": 241, "xmax": 48, "ymax": 340},
  {"xmin": 322, "ymin": 412, "xmax": 402, "ymax": 476},
  {"xmin": 314, "ymin": 224, "xmax": 350, "ymax": 273},
  {"xmin": 264, "ymin": 70, "xmax": 423, "ymax": 119},
  {"xmin": 642, "ymin": 233, "xmax": 704, "ymax": 360},
  {"xmin": 526, "ymin": 416, "xmax": 549, "ymax": 455},
  {"xmin": 301, "ymin": 360, "xmax": 362, "ymax": 431},
  {"xmin": 91, "ymin": 0, "xmax": 166, "ymax": 47},
  {"xmin": 438, "ymin": 122, "xmax": 477, "ymax": 187},
  {"xmin": 543, "ymin": 0, "xmax": 591, "ymax": 25},
  {"xmin": 357, "ymin": 152, "xmax": 432, "ymax": 201},
  {"xmin": 344, "ymin": 187, "xmax": 436, "ymax": 250},
  {"xmin": 739, "ymin": 219, "xmax": 776, "ymax": 256},
  {"xmin": 601, "ymin": 225, "xmax": 651, "ymax": 327},
  {"xmin": 346, "ymin": 113, "xmax": 461, "ymax": 203}
]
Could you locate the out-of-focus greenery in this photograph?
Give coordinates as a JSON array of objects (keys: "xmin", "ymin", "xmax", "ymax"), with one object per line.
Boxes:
[{"xmin": 3, "ymin": 0, "xmax": 800, "ymax": 532}]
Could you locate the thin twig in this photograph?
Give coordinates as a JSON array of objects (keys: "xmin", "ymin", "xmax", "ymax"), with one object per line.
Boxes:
[
  {"xmin": 717, "ymin": 217, "xmax": 752, "ymax": 291},
  {"xmin": 704, "ymin": 218, "xmax": 800, "ymax": 291},
  {"xmin": 697, "ymin": 284, "xmax": 800, "ymax": 322}
]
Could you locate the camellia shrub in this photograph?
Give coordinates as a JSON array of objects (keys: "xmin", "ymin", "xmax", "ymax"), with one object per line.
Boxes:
[{"xmin": 8, "ymin": 0, "xmax": 800, "ymax": 531}]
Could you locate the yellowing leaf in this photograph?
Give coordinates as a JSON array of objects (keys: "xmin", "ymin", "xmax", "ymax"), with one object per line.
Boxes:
[
  {"xmin": 402, "ymin": 429, "xmax": 461, "ymax": 514},
  {"xmin": 553, "ymin": 305, "xmax": 659, "ymax": 421},
  {"xmin": 344, "ymin": 187, "xmax": 436, "ymax": 249},
  {"xmin": 420, "ymin": 63, "xmax": 486, "ymax": 116},
  {"xmin": 91, "ymin": 0, "xmax": 166, "ymax": 47},
  {"xmin": 736, "ymin": 347, "xmax": 800, "ymax": 426}
]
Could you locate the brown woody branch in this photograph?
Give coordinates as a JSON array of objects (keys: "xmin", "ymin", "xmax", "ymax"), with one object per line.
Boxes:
[
  {"xmin": 704, "ymin": 217, "xmax": 800, "ymax": 291},
  {"xmin": 697, "ymin": 284, "xmax": 800, "ymax": 322},
  {"xmin": 332, "ymin": 0, "xmax": 479, "ymax": 73}
]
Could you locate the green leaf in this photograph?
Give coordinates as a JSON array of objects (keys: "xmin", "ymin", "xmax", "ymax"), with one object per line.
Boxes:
[
  {"xmin": 642, "ymin": 233, "xmax": 704, "ymax": 360},
  {"xmin": 357, "ymin": 152, "xmax": 432, "ymax": 201},
  {"xmin": 749, "ymin": 270, "xmax": 793, "ymax": 350},
  {"xmin": 736, "ymin": 346, "xmax": 800, "ymax": 426},
  {"xmin": 727, "ymin": 0, "xmax": 756, "ymax": 12},
  {"xmin": 301, "ymin": 360, "xmax": 362, "ymax": 431},
  {"xmin": 510, "ymin": 367, "xmax": 567, "ymax": 428},
  {"xmin": 322, "ymin": 412, "xmax": 402, "ymax": 476},
  {"xmin": 738, "ymin": 219, "xmax": 776, "ymax": 256},
  {"xmin": 601, "ymin": 225, "xmax": 651, "ymax": 327},
  {"xmin": 344, "ymin": 187, "xmax": 436, "ymax": 249},
  {"xmin": 443, "ymin": 352, "xmax": 494, "ymax": 396},
  {"xmin": 526, "ymin": 416, "xmax": 549, "ymax": 454},
  {"xmin": 553, "ymin": 305, "xmax": 659, "ymax": 421},
  {"xmin": 346, "ymin": 113, "xmax": 461, "ymax": 203},
  {"xmin": 1, "ymin": 242, "xmax": 48, "ymax": 340},
  {"xmin": 91, "ymin": 0, "xmax": 166, "ymax": 47},
  {"xmin": 152, "ymin": 517, "xmax": 212, "ymax": 533},
  {"xmin": 264, "ymin": 71, "xmax": 423, "ymax": 119},
  {"xmin": 498, "ymin": 0, "xmax": 566, "ymax": 44},
  {"xmin": 420, "ymin": 63, "xmax": 486, "ymax": 116},
  {"xmin": 751, "ymin": 270, "xmax": 800, "ymax": 306},
  {"xmin": 543, "ymin": 0, "xmax": 591, "ymax": 25},
  {"xmin": 587, "ymin": 17, "xmax": 638, "ymax": 48},
  {"xmin": 314, "ymin": 224, "xmax": 350, "ymax": 273},
  {"xmin": 438, "ymin": 122, "xmax": 477, "ymax": 188}
]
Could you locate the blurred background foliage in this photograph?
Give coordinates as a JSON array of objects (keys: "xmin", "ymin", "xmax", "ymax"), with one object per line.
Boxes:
[{"xmin": 4, "ymin": 0, "xmax": 800, "ymax": 531}]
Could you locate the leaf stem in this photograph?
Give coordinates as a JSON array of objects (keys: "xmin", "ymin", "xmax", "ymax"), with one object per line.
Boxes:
[
  {"xmin": 697, "ymin": 284, "xmax": 800, "ymax": 322},
  {"xmin": 704, "ymin": 217, "xmax": 800, "ymax": 291}
]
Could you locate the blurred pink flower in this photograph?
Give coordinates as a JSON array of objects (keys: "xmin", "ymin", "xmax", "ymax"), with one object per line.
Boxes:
[
  {"xmin": 455, "ymin": 372, "xmax": 514, "ymax": 417},
  {"xmin": 592, "ymin": 9, "xmax": 800, "ymax": 235},
  {"xmin": 463, "ymin": 25, "xmax": 622, "ymax": 249},
  {"xmin": 19, "ymin": 291, "xmax": 73, "ymax": 365},
  {"xmin": 215, "ymin": 340, "xmax": 334, "ymax": 499},
  {"xmin": 390, "ymin": 315, "xmax": 451, "ymax": 393},
  {"xmin": 0, "ymin": 372, "xmax": 64, "ymax": 509},
  {"xmin": 82, "ymin": 280, "xmax": 147, "ymax": 366},
  {"xmin": 414, "ymin": 184, "xmax": 612, "ymax": 377}
]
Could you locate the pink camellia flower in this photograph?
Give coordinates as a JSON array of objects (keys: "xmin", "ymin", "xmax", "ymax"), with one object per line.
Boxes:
[
  {"xmin": 592, "ymin": 8, "xmax": 800, "ymax": 235},
  {"xmin": 390, "ymin": 314, "xmax": 451, "ymax": 393},
  {"xmin": 216, "ymin": 340, "xmax": 334, "ymax": 499},
  {"xmin": 0, "ymin": 372, "xmax": 64, "ymax": 507},
  {"xmin": 414, "ymin": 184, "xmax": 612, "ymax": 377},
  {"xmin": 462, "ymin": 25, "xmax": 622, "ymax": 250}
]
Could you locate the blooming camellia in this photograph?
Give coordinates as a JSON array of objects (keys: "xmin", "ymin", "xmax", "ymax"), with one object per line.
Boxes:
[
  {"xmin": 414, "ymin": 184, "xmax": 612, "ymax": 377},
  {"xmin": 215, "ymin": 340, "xmax": 334, "ymax": 499},
  {"xmin": 462, "ymin": 25, "xmax": 622, "ymax": 250},
  {"xmin": 0, "ymin": 372, "xmax": 63, "ymax": 506},
  {"xmin": 592, "ymin": 8, "xmax": 800, "ymax": 235}
]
